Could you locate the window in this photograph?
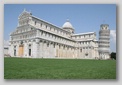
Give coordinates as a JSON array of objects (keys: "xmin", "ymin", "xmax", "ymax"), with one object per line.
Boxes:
[
  {"xmin": 53, "ymin": 44, "xmax": 55, "ymax": 48},
  {"xmin": 14, "ymin": 46, "xmax": 16, "ymax": 56},
  {"xmin": 46, "ymin": 25, "xmax": 47, "ymax": 28},
  {"xmin": 14, "ymin": 49, "xmax": 16, "ymax": 56},
  {"xmin": 29, "ymin": 49, "xmax": 31, "ymax": 56},
  {"xmin": 28, "ymin": 45, "xmax": 31, "ymax": 56},
  {"xmin": 14, "ymin": 46, "xmax": 16, "ymax": 49},
  {"xmin": 82, "ymin": 42, "xmax": 84, "ymax": 44},
  {"xmin": 35, "ymin": 21, "xmax": 36, "ymax": 25},
  {"xmin": 85, "ymin": 53, "xmax": 88, "ymax": 56},
  {"xmin": 80, "ymin": 49, "xmax": 82, "ymax": 52},
  {"xmin": 40, "ymin": 23, "xmax": 42, "ymax": 27},
  {"xmin": 20, "ymin": 41, "xmax": 23, "ymax": 44},
  {"xmin": 41, "ymin": 32, "xmax": 43, "ymax": 35},
  {"xmin": 47, "ymin": 43, "xmax": 49, "ymax": 47}
]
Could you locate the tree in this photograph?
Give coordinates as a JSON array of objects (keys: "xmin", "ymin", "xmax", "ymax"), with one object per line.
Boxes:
[{"xmin": 110, "ymin": 52, "xmax": 116, "ymax": 60}]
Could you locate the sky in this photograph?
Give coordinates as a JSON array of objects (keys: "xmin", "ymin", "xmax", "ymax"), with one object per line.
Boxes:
[{"xmin": 4, "ymin": 4, "xmax": 116, "ymax": 52}]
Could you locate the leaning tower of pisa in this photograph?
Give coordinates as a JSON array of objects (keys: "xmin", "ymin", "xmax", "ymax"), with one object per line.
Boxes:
[{"xmin": 99, "ymin": 24, "xmax": 110, "ymax": 59}]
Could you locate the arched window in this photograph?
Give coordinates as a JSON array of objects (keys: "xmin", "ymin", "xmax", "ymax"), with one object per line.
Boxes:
[
  {"xmin": 40, "ymin": 23, "xmax": 42, "ymax": 27},
  {"xmin": 53, "ymin": 44, "xmax": 55, "ymax": 48},
  {"xmin": 47, "ymin": 43, "xmax": 49, "ymax": 47},
  {"xmin": 80, "ymin": 49, "xmax": 82, "ymax": 52},
  {"xmin": 46, "ymin": 25, "xmax": 47, "ymax": 28},
  {"xmin": 28, "ymin": 44, "xmax": 31, "ymax": 56}
]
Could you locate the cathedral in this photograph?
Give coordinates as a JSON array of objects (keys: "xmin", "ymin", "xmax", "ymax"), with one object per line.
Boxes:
[{"xmin": 8, "ymin": 9, "xmax": 110, "ymax": 59}]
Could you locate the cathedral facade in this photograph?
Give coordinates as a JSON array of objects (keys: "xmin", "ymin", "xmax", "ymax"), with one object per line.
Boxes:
[{"xmin": 8, "ymin": 10, "xmax": 110, "ymax": 59}]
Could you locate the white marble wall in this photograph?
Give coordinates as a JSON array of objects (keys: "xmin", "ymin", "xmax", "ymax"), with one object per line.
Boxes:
[
  {"xmin": 9, "ymin": 10, "xmax": 102, "ymax": 59},
  {"xmin": 8, "ymin": 44, "xmax": 13, "ymax": 57},
  {"xmin": 9, "ymin": 37, "xmax": 99, "ymax": 59}
]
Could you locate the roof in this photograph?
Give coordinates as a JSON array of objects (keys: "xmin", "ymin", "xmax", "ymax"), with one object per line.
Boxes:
[
  {"xmin": 75, "ymin": 39, "xmax": 94, "ymax": 41},
  {"xmin": 73, "ymin": 32, "xmax": 95, "ymax": 36},
  {"xmin": 32, "ymin": 16, "xmax": 71, "ymax": 34}
]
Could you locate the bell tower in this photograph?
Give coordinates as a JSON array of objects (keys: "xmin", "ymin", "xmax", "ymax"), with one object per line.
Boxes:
[{"xmin": 99, "ymin": 24, "xmax": 110, "ymax": 59}]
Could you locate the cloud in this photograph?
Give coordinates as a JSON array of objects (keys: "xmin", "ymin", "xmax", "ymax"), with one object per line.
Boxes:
[
  {"xmin": 110, "ymin": 30, "xmax": 116, "ymax": 43},
  {"xmin": 4, "ymin": 40, "xmax": 9, "ymax": 46},
  {"xmin": 110, "ymin": 30, "xmax": 116, "ymax": 52}
]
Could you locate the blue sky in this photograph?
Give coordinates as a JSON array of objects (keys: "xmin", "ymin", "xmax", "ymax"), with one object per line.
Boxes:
[{"xmin": 4, "ymin": 4, "xmax": 116, "ymax": 52}]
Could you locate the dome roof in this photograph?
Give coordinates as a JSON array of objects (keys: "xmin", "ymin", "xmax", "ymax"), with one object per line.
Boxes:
[{"xmin": 62, "ymin": 19, "xmax": 74, "ymax": 29}]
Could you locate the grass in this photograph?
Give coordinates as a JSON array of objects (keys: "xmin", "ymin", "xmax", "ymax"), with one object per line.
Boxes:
[{"xmin": 4, "ymin": 57, "xmax": 116, "ymax": 79}]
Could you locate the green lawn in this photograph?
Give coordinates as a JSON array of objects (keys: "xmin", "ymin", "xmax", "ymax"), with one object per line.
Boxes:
[{"xmin": 4, "ymin": 57, "xmax": 116, "ymax": 79}]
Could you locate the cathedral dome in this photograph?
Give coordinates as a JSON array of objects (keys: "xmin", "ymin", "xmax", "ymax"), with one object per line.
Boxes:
[{"xmin": 62, "ymin": 19, "xmax": 74, "ymax": 29}]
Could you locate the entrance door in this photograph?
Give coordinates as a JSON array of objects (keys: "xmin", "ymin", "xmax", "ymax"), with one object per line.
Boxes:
[{"xmin": 18, "ymin": 45, "xmax": 24, "ymax": 57}]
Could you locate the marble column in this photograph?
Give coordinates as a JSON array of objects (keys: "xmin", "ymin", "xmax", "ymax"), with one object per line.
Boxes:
[{"xmin": 32, "ymin": 39, "xmax": 40, "ymax": 58}]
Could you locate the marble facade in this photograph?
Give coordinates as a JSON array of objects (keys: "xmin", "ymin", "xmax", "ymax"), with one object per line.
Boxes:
[{"xmin": 9, "ymin": 10, "xmax": 110, "ymax": 59}]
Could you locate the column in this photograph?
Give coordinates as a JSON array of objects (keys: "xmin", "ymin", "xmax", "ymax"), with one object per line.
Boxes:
[
  {"xmin": 41, "ymin": 41, "xmax": 44, "ymax": 58},
  {"xmin": 16, "ymin": 43, "xmax": 19, "ymax": 57},
  {"xmin": 60, "ymin": 45, "xmax": 63, "ymax": 58},
  {"xmin": 23, "ymin": 41, "xmax": 28, "ymax": 58},
  {"xmin": 9, "ymin": 43, "xmax": 14, "ymax": 57},
  {"xmin": 56, "ymin": 44, "xmax": 58, "ymax": 58},
  {"xmin": 44, "ymin": 41, "xmax": 47, "ymax": 58},
  {"xmin": 39, "ymin": 41, "xmax": 42, "ymax": 58},
  {"xmin": 64, "ymin": 46, "xmax": 66, "ymax": 58},
  {"xmin": 53, "ymin": 43, "xmax": 56, "ymax": 58},
  {"xmin": 50, "ymin": 42, "xmax": 54, "ymax": 58},
  {"xmin": 32, "ymin": 39, "xmax": 40, "ymax": 58}
]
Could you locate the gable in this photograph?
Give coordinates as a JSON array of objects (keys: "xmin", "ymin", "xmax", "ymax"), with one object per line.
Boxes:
[{"xmin": 18, "ymin": 11, "xmax": 31, "ymax": 20}]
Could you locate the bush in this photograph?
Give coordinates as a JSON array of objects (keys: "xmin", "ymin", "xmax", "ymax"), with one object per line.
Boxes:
[{"xmin": 110, "ymin": 52, "xmax": 116, "ymax": 60}]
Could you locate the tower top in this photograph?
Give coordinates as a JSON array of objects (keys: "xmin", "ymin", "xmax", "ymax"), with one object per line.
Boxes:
[
  {"xmin": 100, "ymin": 24, "xmax": 109, "ymax": 30},
  {"xmin": 100, "ymin": 24, "xmax": 109, "ymax": 27}
]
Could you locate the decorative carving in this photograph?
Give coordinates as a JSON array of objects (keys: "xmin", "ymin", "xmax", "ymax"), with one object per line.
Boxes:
[{"xmin": 19, "ymin": 12, "xmax": 30, "ymax": 19}]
